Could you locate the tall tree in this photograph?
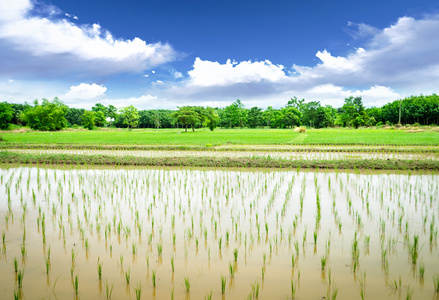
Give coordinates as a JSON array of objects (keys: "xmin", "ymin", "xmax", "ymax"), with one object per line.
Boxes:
[
  {"xmin": 171, "ymin": 106, "xmax": 200, "ymax": 132},
  {"xmin": 81, "ymin": 111, "xmax": 96, "ymax": 130},
  {"xmin": 119, "ymin": 105, "xmax": 139, "ymax": 129},
  {"xmin": 203, "ymin": 107, "xmax": 220, "ymax": 131},
  {"xmin": 247, "ymin": 107, "xmax": 263, "ymax": 128}
]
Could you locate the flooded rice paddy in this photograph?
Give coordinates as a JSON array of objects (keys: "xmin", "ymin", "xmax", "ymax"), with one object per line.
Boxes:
[
  {"xmin": 6, "ymin": 148, "xmax": 438, "ymax": 161},
  {"xmin": 0, "ymin": 166, "xmax": 438, "ymax": 299}
]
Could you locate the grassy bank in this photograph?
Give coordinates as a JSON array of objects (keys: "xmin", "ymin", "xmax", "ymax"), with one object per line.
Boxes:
[
  {"xmin": 1, "ymin": 128, "xmax": 439, "ymax": 146},
  {"xmin": 1, "ymin": 151, "xmax": 437, "ymax": 170}
]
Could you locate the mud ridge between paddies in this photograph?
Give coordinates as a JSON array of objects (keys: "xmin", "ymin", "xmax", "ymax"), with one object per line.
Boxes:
[{"xmin": 1, "ymin": 151, "xmax": 438, "ymax": 170}]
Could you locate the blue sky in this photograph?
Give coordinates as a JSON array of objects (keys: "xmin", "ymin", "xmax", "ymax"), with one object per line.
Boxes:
[{"xmin": 0, "ymin": 0, "xmax": 439, "ymax": 109}]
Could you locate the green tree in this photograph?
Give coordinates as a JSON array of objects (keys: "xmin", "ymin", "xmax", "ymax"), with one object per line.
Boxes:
[
  {"xmin": 94, "ymin": 110, "xmax": 107, "ymax": 127},
  {"xmin": 0, "ymin": 102, "xmax": 15, "ymax": 129},
  {"xmin": 10, "ymin": 103, "xmax": 31, "ymax": 126},
  {"xmin": 81, "ymin": 111, "xmax": 96, "ymax": 130},
  {"xmin": 339, "ymin": 96, "xmax": 367, "ymax": 128},
  {"xmin": 65, "ymin": 108, "xmax": 85, "ymax": 126},
  {"xmin": 20, "ymin": 97, "xmax": 68, "ymax": 131},
  {"xmin": 281, "ymin": 106, "xmax": 302, "ymax": 128},
  {"xmin": 247, "ymin": 107, "xmax": 263, "ymax": 128},
  {"xmin": 171, "ymin": 106, "xmax": 201, "ymax": 132},
  {"xmin": 203, "ymin": 107, "xmax": 220, "ymax": 131},
  {"xmin": 119, "ymin": 105, "xmax": 139, "ymax": 129},
  {"xmin": 107, "ymin": 105, "xmax": 118, "ymax": 127},
  {"xmin": 92, "ymin": 103, "xmax": 108, "ymax": 117},
  {"xmin": 262, "ymin": 106, "xmax": 275, "ymax": 128}
]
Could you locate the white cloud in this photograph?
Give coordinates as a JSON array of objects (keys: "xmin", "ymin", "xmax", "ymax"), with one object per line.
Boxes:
[
  {"xmin": 61, "ymin": 83, "xmax": 107, "ymax": 103},
  {"xmin": 188, "ymin": 58, "xmax": 286, "ymax": 87},
  {"xmin": 173, "ymin": 71, "xmax": 183, "ymax": 79},
  {"xmin": 0, "ymin": 0, "xmax": 176, "ymax": 78},
  {"xmin": 346, "ymin": 22, "xmax": 379, "ymax": 39}
]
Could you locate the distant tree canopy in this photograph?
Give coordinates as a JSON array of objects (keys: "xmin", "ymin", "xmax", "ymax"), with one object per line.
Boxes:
[
  {"xmin": 0, "ymin": 102, "xmax": 14, "ymax": 129},
  {"xmin": 65, "ymin": 108, "xmax": 85, "ymax": 126},
  {"xmin": 1, "ymin": 94, "xmax": 438, "ymax": 131},
  {"xmin": 81, "ymin": 110, "xmax": 96, "ymax": 130},
  {"xmin": 20, "ymin": 98, "xmax": 68, "ymax": 131},
  {"xmin": 119, "ymin": 105, "xmax": 139, "ymax": 129}
]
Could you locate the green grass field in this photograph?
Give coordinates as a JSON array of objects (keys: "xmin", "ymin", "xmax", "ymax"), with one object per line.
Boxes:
[{"xmin": 1, "ymin": 128, "xmax": 439, "ymax": 146}]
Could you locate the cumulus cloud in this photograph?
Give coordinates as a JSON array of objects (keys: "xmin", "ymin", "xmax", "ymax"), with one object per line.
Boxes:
[
  {"xmin": 188, "ymin": 58, "xmax": 286, "ymax": 87},
  {"xmin": 60, "ymin": 83, "xmax": 161, "ymax": 109},
  {"xmin": 0, "ymin": 0, "xmax": 176, "ymax": 78},
  {"xmin": 61, "ymin": 83, "xmax": 107, "ymax": 104}
]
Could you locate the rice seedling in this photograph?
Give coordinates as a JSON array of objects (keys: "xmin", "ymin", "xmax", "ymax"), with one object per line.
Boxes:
[
  {"xmin": 234, "ymin": 248, "xmax": 238, "ymax": 262},
  {"xmin": 85, "ymin": 238, "xmax": 90, "ymax": 252},
  {"xmin": 20, "ymin": 243, "xmax": 26, "ymax": 258},
  {"xmin": 157, "ymin": 243, "xmax": 163, "ymax": 257},
  {"xmin": 105, "ymin": 280, "xmax": 114, "ymax": 299},
  {"xmin": 17, "ymin": 269, "xmax": 24, "ymax": 289},
  {"xmin": 134, "ymin": 282, "xmax": 142, "ymax": 300},
  {"xmin": 291, "ymin": 280, "xmax": 296, "ymax": 298},
  {"xmin": 13, "ymin": 289, "xmax": 19, "ymax": 300},
  {"xmin": 205, "ymin": 290, "xmax": 212, "ymax": 300},
  {"xmin": 45, "ymin": 256, "xmax": 50, "ymax": 274},
  {"xmin": 419, "ymin": 262, "xmax": 425, "ymax": 279},
  {"xmin": 170, "ymin": 256, "xmax": 174, "ymax": 272},
  {"xmin": 386, "ymin": 276, "xmax": 402, "ymax": 291},
  {"xmin": 221, "ymin": 276, "xmax": 226, "ymax": 294},
  {"xmin": 183, "ymin": 276, "xmax": 190, "ymax": 292},
  {"xmin": 125, "ymin": 269, "xmax": 130, "ymax": 284},
  {"xmin": 364, "ymin": 235, "xmax": 370, "ymax": 247},
  {"xmin": 13, "ymin": 257, "xmax": 18, "ymax": 273},
  {"xmin": 251, "ymin": 281, "xmax": 260, "ymax": 298},
  {"xmin": 152, "ymin": 269, "xmax": 156, "ymax": 287},
  {"xmin": 229, "ymin": 262, "xmax": 235, "ymax": 278},
  {"xmin": 132, "ymin": 242, "xmax": 137, "ymax": 255},
  {"xmin": 321, "ymin": 255, "xmax": 327, "ymax": 270},
  {"xmin": 73, "ymin": 275, "xmax": 79, "ymax": 295},
  {"xmin": 434, "ymin": 275, "xmax": 439, "ymax": 293},
  {"xmin": 97, "ymin": 258, "xmax": 102, "ymax": 280}
]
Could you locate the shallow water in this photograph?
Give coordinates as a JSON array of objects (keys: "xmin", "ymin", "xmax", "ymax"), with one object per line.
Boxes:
[
  {"xmin": 0, "ymin": 166, "xmax": 438, "ymax": 299},
  {"xmin": 7, "ymin": 148, "xmax": 438, "ymax": 161}
]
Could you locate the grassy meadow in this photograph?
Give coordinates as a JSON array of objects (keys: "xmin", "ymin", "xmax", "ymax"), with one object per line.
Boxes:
[{"xmin": 1, "ymin": 128, "xmax": 439, "ymax": 146}]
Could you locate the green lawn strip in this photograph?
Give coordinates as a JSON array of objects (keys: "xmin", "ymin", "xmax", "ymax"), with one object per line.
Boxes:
[
  {"xmin": 1, "ymin": 128, "xmax": 438, "ymax": 146},
  {"xmin": 1, "ymin": 151, "xmax": 437, "ymax": 170}
]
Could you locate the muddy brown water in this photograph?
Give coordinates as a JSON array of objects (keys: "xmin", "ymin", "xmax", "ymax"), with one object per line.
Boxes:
[{"xmin": 0, "ymin": 166, "xmax": 438, "ymax": 299}]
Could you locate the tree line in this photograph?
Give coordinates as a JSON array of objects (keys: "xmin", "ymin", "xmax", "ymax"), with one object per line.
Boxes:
[{"xmin": 0, "ymin": 94, "xmax": 438, "ymax": 131}]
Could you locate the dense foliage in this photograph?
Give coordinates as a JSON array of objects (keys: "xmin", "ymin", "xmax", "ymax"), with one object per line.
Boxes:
[
  {"xmin": 1, "ymin": 94, "xmax": 438, "ymax": 131},
  {"xmin": 20, "ymin": 98, "xmax": 68, "ymax": 131}
]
